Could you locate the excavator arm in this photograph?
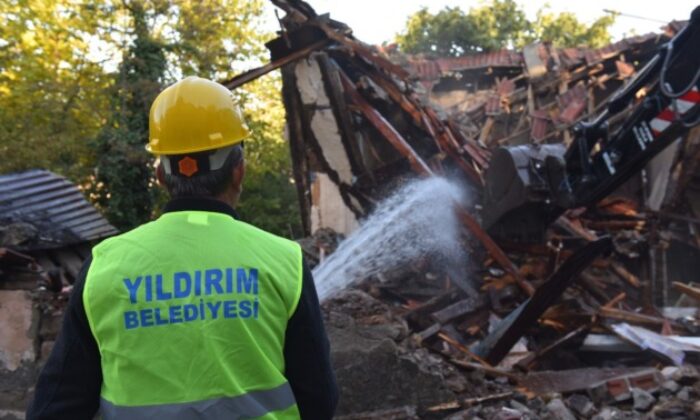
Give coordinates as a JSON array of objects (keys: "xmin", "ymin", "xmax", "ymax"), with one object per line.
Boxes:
[{"xmin": 483, "ymin": 6, "xmax": 700, "ymax": 241}]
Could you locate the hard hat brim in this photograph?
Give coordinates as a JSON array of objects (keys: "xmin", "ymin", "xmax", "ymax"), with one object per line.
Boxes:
[{"xmin": 145, "ymin": 134, "xmax": 248, "ymax": 156}]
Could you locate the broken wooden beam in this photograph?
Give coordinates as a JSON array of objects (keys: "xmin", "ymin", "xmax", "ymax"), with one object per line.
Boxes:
[
  {"xmin": 340, "ymin": 72, "xmax": 432, "ymax": 175},
  {"xmin": 672, "ymin": 281, "xmax": 700, "ymax": 302},
  {"xmin": 448, "ymin": 358, "xmax": 521, "ymax": 382},
  {"xmin": 519, "ymin": 367, "xmax": 659, "ymax": 395},
  {"xmin": 431, "ymin": 296, "xmax": 484, "ymax": 324},
  {"xmin": 437, "ymin": 332, "xmax": 491, "ymax": 367},
  {"xmin": 312, "ymin": 20, "xmax": 410, "ymax": 79},
  {"xmin": 223, "ymin": 39, "xmax": 329, "ymax": 90},
  {"xmin": 280, "ymin": 65, "xmax": 313, "ymax": 235},
  {"xmin": 556, "ymin": 216, "xmax": 597, "ymax": 241},
  {"xmin": 472, "ymin": 237, "xmax": 613, "ymax": 365},
  {"xmin": 427, "ymin": 392, "xmax": 514, "ymax": 412},
  {"xmin": 602, "ymin": 292, "xmax": 627, "ymax": 309},
  {"xmin": 599, "ymin": 307, "xmax": 678, "ymax": 328},
  {"xmin": 340, "ymin": 70, "xmax": 527, "ymax": 289},
  {"xmin": 515, "ymin": 325, "xmax": 589, "ymax": 371},
  {"xmin": 455, "ymin": 207, "xmax": 534, "ymax": 296},
  {"xmin": 610, "ymin": 262, "xmax": 641, "ymax": 288}
]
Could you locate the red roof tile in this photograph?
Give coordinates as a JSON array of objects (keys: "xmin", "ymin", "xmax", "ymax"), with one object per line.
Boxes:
[{"xmin": 436, "ymin": 51, "xmax": 522, "ymax": 73}]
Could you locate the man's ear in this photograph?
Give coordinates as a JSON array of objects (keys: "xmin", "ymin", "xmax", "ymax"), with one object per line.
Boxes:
[
  {"xmin": 155, "ymin": 162, "xmax": 165, "ymax": 186},
  {"xmin": 232, "ymin": 159, "xmax": 246, "ymax": 190}
]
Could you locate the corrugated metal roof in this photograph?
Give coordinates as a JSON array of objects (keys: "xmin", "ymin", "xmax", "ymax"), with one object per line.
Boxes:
[
  {"xmin": 0, "ymin": 170, "xmax": 118, "ymax": 250},
  {"xmin": 408, "ymin": 50, "xmax": 523, "ymax": 81},
  {"xmin": 408, "ymin": 32, "xmax": 664, "ymax": 82},
  {"xmin": 437, "ymin": 51, "xmax": 522, "ymax": 73},
  {"xmin": 557, "ymin": 83, "xmax": 588, "ymax": 124},
  {"xmin": 408, "ymin": 59, "xmax": 441, "ymax": 81},
  {"xmin": 583, "ymin": 33, "xmax": 658, "ymax": 65}
]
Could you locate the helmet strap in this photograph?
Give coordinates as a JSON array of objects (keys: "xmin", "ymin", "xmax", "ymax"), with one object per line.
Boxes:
[{"xmin": 161, "ymin": 144, "xmax": 243, "ymax": 177}]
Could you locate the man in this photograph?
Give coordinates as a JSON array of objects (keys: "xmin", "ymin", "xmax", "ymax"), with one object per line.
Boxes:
[{"xmin": 27, "ymin": 76, "xmax": 338, "ymax": 419}]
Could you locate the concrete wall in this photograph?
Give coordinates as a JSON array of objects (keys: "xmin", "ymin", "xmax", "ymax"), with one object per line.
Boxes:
[
  {"xmin": 0, "ymin": 284, "xmax": 64, "ymax": 419},
  {"xmin": 310, "ymin": 173, "xmax": 359, "ymax": 235}
]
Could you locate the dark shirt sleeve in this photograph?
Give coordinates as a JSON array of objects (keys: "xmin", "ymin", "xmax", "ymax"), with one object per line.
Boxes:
[
  {"xmin": 26, "ymin": 256, "xmax": 102, "ymax": 420},
  {"xmin": 284, "ymin": 260, "xmax": 338, "ymax": 419}
]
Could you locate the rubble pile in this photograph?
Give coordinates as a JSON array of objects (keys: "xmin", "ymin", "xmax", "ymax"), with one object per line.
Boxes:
[
  {"xmin": 300, "ymin": 227, "xmax": 700, "ymax": 418},
  {"xmin": 1, "ymin": 0, "xmax": 698, "ymax": 418},
  {"xmin": 260, "ymin": 0, "xmax": 700, "ymax": 417}
]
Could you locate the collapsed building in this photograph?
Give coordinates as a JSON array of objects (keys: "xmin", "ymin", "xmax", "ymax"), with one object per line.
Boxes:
[
  {"xmin": 226, "ymin": 0, "xmax": 700, "ymax": 417},
  {"xmin": 0, "ymin": 169, "xmax": 117, "ymax": 416},
  {"xmin": 1, "ymin": 0, "xmax": 699, "ymax": 417}
]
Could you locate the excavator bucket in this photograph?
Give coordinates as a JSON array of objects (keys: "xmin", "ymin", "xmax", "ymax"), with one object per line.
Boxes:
[{"xmin": 481, "ymin": 144, "xmax": 567, "ymax": 242}]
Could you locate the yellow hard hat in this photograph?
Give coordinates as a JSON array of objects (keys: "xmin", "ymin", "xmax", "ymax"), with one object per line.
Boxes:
[{"xmin": 147, "ymin": 76, "xmax": 250, "ymax": 155}]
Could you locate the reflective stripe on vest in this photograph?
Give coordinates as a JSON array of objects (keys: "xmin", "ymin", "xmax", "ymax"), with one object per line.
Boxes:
[{"xmin": 100, "ymin": 382, "xmax": 296, "ymax": 420}]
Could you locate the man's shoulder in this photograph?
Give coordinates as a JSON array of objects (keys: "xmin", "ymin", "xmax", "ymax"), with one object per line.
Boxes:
[
  {"xmin": 235, "ymin": 220, "xmax": 301, "ymax": 253},
  {"xmin": 91, "ymin": 220, "xmax": 158, "ymax": 256}
]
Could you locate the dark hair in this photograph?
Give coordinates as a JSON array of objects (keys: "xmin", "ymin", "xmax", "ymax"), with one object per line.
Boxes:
[{"xmin": 162, "ymin": 146, "xmax": 243, "ymax": 198}]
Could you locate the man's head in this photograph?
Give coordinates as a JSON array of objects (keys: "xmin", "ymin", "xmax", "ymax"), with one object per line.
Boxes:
[{"xmin": 147, "ymin": 76, "xmax": 250, "ymax": 207}]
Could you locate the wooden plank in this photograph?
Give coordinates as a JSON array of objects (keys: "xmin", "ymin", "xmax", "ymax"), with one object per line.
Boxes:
[
  {"xmin": 416, "ymin": 323, "xmax": 441, "ymax": 342},
  {"xmin": 672, "ymin": 281, "xmax": 700, "ymax": 302},
  {"xmin": 402, "ymin": 290, "xmax": 459, "ymax": 321},
  {"xmin": 340, "ymin": 69, "xmax": 527, "ymax": 291},
  {"xmin": 520, "ymin": 367, "xmax": 654, "ymax": 395},
  {"xmin": 438, "ymin": 332, "xmax": 491, "ymax": 367},
  {"xmin": 428, "ymin": 392, "xmax": 514, "ymax": 412},
  {"xmin": 340, "ymin": 72, "xmax": 432, "ymax": 175},
  {"xmin": 316, "ymin": 53, "xmax": 367, "ymax": 176},
  {"xmin": 555, "ymin": 216, "xmax": 597, "ymax": 241},
  {"xmin": 431, "ymin": 297, "xmax": 484, "ymax": 324},
  {"xmin": 313, "ymin": 21, "xmax": 410, "ymax": 79},
  {"xmin": 602, "ymin": 292, "xmax": 627, "ymax": 309},
  {"xmin": 516, "ymin": 325, "xmax": 589, "ymax": 370},
  {"xmin": 599, "ymin": 307, "xmax": 677, "ymax": 328},
  {"xmin": 479, "ymin": 117, "xmax": 495, "ymax": 146},
  {"xmin": 223, "ymin": 39, "xmax": 329, "ymax": 90},
  {"xmin": 448, "ymin": 358, "xmax": 520, "ymax": 381},
  {"xmin": 473, "ymin": 238, "xmax": 613, "ymax": 365},
  {"xmin": 281, "ymin": 65, "xmax": 312, "ymax": 235},
  {"xmin": 455, "ymin": 207, "xmax": 534, "ymax": 296},
  {"xmin": 610, "ymin": 262, "xmax": 641, "ymax": 288}
]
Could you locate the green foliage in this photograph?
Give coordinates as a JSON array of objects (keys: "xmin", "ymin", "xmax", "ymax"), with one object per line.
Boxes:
[
  {"xmin": 0, "ymin": 0, "xmax": 111, "ymax": 180},
  {"xmin": 90, "ymin": 1, "xmax": 167, "ymax": 230},
  {"xmin": 236, "ymin": 76, "xmax": 302, "ymax": 237},
  {"xmin": 467, "ymin": 0, "xmax": 530, "ymax": 50},
  {"xmin": 0, "ymin": 0, "xmax": 301, "ymax": 236},
  {"xmin": 396, "ymin": 7, "xmax": 477, "ymax": 57},
  {"xmin": 396, "ymin": 0, "xmax": 617, "ymax": 56},
  {"xmin": 528, "ymin": 8, "xmax": 616, "ymax": 49}
]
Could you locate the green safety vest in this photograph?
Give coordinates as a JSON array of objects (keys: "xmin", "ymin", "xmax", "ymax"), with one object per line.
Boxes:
[{"xmin": 83, "ymin": 210, "xmax": 303, "ymax": 419}]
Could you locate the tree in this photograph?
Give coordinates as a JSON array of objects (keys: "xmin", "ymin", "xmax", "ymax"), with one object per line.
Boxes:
[
  {"xmin": 466, "ymin": 0, "xmax": 529, "ymax": 50},
  {"xmin": 396, "ymin": 0, "xmax": 617, "ymax": 56},
  {"xmin": 235, "ymin": 76, "xmax": 301, "ymax": 237},
  {"xmin": 395, "ymin": 7, "xmax": 477, "ymax": 56},
  {"xmin": 528, "ymin": 8, "xmax": 616, "ymax": 49},
  {"xmin": 0, "ymin": 0, "xmax": 111, "ymax": 180},
  {"xmin": 1, "ymin": 0, "xmax": 301, "ymax": 236},
  {"xmin": 90, "ymin": 1, "xmax": 168, "ymax": 230}
]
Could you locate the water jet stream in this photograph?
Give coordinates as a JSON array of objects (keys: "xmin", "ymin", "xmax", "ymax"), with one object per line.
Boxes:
[{"xmin": 313, "ymin": 177, "xmax": 469, "ymax": 302}]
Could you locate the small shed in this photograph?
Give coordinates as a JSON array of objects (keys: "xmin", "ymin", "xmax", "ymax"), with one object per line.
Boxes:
[{"xmin": 0, "ymin": 169, "xmax": 118, "ymax": 417}]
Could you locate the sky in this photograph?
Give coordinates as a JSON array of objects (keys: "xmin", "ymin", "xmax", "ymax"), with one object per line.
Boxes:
[{"xmin": 261, "ymin": 0, "xmax": 699, "ymax": 45}]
